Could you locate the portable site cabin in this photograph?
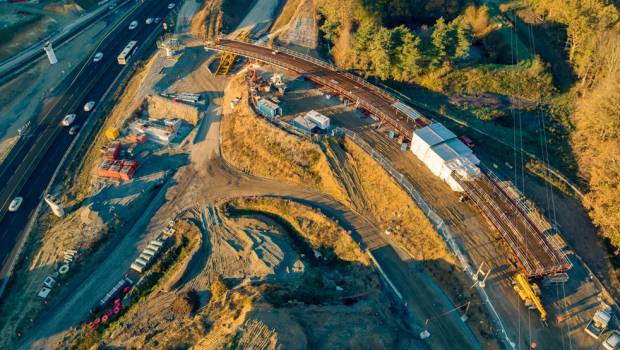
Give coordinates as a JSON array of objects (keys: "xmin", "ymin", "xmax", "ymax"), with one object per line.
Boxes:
[
  {"xmin": 256, "ymin": 98, "xmax": 282, "ymax": 119},
  {"xmin": 410, "ymin": 123, "xmax": 481, "ymax": 192},
  {"xmin": 306, "ymin": 110, "xmax": 330, "ymax": 130}
]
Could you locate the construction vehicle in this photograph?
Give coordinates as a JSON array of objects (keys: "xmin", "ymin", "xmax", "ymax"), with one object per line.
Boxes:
[
  {"xmin": 585, "ymin": 304, "xmax": 613, "ymax": 339},
  {"xmin": 513, "ymin": 273, "xmax": 547, "ymax": 321}
]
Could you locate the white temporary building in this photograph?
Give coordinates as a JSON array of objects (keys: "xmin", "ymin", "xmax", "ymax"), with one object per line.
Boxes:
[
  {"xmin": 306, "ymin": 110, "xmax": 330, "ymax": 129},
  {"xmin": 410, "ymin": 123, "xmax": 480, "ymax": 192}
]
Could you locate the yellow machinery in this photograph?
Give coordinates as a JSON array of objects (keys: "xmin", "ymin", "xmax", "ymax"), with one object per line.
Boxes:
[
  {"xmin": 215, "ymin": 31, "xmax": 250, "ymax": 75},
  {"xmin": 513, "ymin": 273, "xmax": 547, "ymax": 321}
]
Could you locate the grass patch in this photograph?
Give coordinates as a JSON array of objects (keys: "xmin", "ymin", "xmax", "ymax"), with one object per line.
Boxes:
[{"xmin": 221, "ymin": 74, "xmax": 348, "ymax": 204}]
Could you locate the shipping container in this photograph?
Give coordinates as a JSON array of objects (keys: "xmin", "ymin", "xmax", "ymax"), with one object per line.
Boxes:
[
  {"xmin": 150, "ymin": 240, "xmax": 164, "ymax": 248},
  {"xmin": 142, "ymin": 248, "xmax": 157, "ymax": 256},
  {"xmin": 256, "ymin": 98, "xmax": 282, "ymax": 119},
  {"xmin": 147, "ymin": 243, "xmax": 161, "ymax": 251},
  {"xmin": 130, "ymin": 263, "xmax": 144, "ymax": 273}
]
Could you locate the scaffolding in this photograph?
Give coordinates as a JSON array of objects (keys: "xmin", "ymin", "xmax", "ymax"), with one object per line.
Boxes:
[
  {"xmin": 215, "ymin": 31, "xmax": 250, "ymax": 75},
  {"xmin": 455, "ymin": 169, "xmax": 571, "ymax": 278}
]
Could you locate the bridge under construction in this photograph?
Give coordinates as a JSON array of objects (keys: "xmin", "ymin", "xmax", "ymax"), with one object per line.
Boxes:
[{"xmin": 204, "ymin": 39, "xmax": 572, "ymax": 279}]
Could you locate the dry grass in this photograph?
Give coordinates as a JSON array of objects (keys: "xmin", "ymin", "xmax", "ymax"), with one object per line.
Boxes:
[
  {"xmin": 190, "ymin": 0, "xmax": 223, "ymax": 39},
  {"xmin": 230, "ymin": 197, "xmax": 368, "ymax": 264},
  {"xmin": 221, "ymin": 74, "xmax": 348, "ymax": 204},
  {"xmin": 341, "ymin": 138, "xmax": 451, "ymax": 262},
  {"xmin": 0, "ymin": 135, "xmax": 18, "ymax": 163},
  {"xmin": 271, "ymin": 0, "xmax": 303, "ymax": 33}
]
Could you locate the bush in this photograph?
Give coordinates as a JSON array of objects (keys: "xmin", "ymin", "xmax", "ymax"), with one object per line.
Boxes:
[{"xmin": 172, "ymin": 289, "xmax": 200, "ymax": 317}]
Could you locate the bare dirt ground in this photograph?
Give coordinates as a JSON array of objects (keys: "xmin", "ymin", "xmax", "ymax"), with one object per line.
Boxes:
[
  {"xmin": 232, "ymin": 0, "xmax": 279, "ymax": 37},
  {"xmin": 274, "ymin": 0, "xmax": 318, "ymax": 50},
  {"xmin": 99, "ymin": 200, "xmax": 413, "ymax": 349}
]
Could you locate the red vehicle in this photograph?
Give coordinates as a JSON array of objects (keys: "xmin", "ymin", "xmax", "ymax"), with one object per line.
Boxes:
[{"xmin": 459, "ymin": 135, "xmax": 475, "ymax": 149}]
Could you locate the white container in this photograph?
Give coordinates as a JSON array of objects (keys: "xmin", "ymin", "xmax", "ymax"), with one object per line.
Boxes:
[{"xmin": 306, "ymin": 110, "xmax": 330, "ymax": 129}]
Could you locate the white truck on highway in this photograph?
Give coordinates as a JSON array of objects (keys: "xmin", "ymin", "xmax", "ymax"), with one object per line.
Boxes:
[{"xmin": 585, "ymin": 304, "xmax": 613, "ymax": 339}]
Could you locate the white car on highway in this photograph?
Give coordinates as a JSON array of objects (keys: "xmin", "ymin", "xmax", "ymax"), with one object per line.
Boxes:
[
  {"xmin": 69, "ymin": 125, "xmax": 80, "ymax": 136},
  {"xmin": 604, "ymin": 330, "xmax": 620, "ymax": 350},
  {"xmin": 129, "ymin": 20, "xmax": 138, "ymax": 30},
  {"xmin": 93, "ymin": 52, "xmax": 104, "ymax": 62},
  {"xmin": 145, "ymin": 17, "xmax": 153, "ymax": 24},
  {"xmin": 168, "ymin": 3, "xmax": 175, "ymax": 9},
  {"xmin": 61, "ymin": 113, "xmax": 76, "ymax": 126},
  {"xmin": 9, "ymin": 197, "xmax": 23, "ymax": 212},
  {"xmin": 84, "ymin": 101, "xmax": 95, "ymax": 112}
]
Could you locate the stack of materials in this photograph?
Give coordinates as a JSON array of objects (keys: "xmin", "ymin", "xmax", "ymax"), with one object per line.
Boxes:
[{"xmin": 130, "ymin": 240, "xmax": 165, "ymax": 273}]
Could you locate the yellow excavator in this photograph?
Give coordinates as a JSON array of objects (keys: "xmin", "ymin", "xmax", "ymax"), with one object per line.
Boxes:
[{"xmin": 513, "ymin": 273, "xmax": 547, "ymax": 321}]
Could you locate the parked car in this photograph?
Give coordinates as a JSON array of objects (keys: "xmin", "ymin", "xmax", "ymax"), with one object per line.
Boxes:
[
  {"xmin": 93, "ymin": 52, "xmax": 104, "ymax": 62},
  {"xmin": 129, "ymin": 20, "xmax": 138, "ymax": 30},
  {"xmin": 69, "ymin": 125, "xmax": 80, "ymax": 135},
  {"xmin": 145, "ymin": 17, "xmax": 153, "ymax": 24},
  {"xmin": 154, "ymin": 17, "xmax": 161, "ymax": 23},
  {"xmin": 8, "ymin": 197, "xmax": 23, "ymax": 212},
  {"xmin": 61, "ymin": 113, "xmax": 76, "ymax": 126},
  {"xmin": 604, "ymin": 330, "xmax": 620, "ymax": 350},
  {"xmin": 84, "ymin": 101, "xmax": 95, "ymax": 112},
  {"xmin": 167, "ymin": 3, "xmax": 175, "ymax": 9}
]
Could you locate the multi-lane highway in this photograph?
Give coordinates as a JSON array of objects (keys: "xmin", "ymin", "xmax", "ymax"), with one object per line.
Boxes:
[{"xmin": 0, "ymin": 0, "xmax": 175, "ymax": 289}]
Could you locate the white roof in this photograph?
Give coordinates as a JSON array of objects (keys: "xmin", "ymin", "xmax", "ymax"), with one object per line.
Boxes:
[
  {"xmin": 444, "ymin": 138, "xmax": 472, "ymax": 156},
  {"xmin": 430, "ymin": 142, "xmax": 460, "ymax": 162},
  {"xmin": 306, "ymin": 110, "xmax": 329, "ymax": 122},
  {"xmin": 257, "ymin": 98, "xmax": 279, "ymax": 110},
  {"xmin": 392, "ymin": 101, "xmax": 422, "ymax": 120},
  {"xmin": 414, "ymin": 123, "xmax": 456, "ymax": 147},
  {"xmin": 293, "ymin": 116, "xmax": 315, "ymax": 129}
]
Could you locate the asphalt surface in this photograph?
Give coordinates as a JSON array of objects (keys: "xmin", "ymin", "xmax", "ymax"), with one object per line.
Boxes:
[{"xmin": 0, "ymin": 0, "xmax": 175, "ymax": 285}]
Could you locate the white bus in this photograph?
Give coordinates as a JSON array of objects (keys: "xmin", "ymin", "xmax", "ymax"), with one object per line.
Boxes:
[{"xmin": 117, "ymin": 40, "xmax": 138, "ymax": 65}]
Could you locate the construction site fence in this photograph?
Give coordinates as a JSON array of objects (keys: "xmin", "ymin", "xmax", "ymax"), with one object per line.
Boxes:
[{"xmin": 340, "ymin": 128, "xmax": 516, "ymax": 350}]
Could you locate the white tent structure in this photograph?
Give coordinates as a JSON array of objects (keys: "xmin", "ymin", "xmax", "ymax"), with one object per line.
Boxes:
[{"xmin": 410, "ymin": 123, "xmax": 480, "ymax": 191}]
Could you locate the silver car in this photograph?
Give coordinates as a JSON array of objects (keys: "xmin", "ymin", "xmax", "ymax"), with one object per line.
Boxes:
[
  {"xmin": 605, "ymin": 330, "xmax": 620, "ymax": 350},
  {"xmin": 84, "ymin": 101, "xmax": 95, "ymax": 112},
  {"xmin": 9, "ymin": 197, "xmax": 23, "ymax": 212}
]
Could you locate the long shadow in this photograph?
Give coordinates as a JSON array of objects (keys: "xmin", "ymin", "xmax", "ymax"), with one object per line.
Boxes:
[
  {"xmin": 154, "ymin": 46, "xmax": 211, "ymax": 92},
  {"xmin": 172, "ymin": 212, "xmax": 211, "ymax": 289}
]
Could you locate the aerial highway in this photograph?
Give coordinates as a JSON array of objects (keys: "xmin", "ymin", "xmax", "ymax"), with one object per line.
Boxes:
[{"xmin": 0, "ymin": 0, "xmax": 175, "ymax": 292}]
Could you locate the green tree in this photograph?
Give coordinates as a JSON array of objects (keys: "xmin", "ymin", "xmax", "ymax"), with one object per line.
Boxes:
[
  {"xmin": 431, "ymin": 17, "xmax": 450, "ymax": 67},
  {"xmin": 454, "ymin": 21, "xmax": 472, "ymax": 59},
  {"xmin": 393, "ymin": 28, "xmax": 423, "ymax": 80},
  {"xmin": 368, "ymin": 26, "xmax": 394, "ymax": 79}
]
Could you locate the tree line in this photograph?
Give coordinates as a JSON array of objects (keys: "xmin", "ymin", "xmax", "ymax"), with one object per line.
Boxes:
[
  {"xmin": 317, "ymin": 0, "xmax": 475, "ymax": 81},
  {"xmin": 528, "ymin": 0, "xmax": 620, "ymax": 251}
]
